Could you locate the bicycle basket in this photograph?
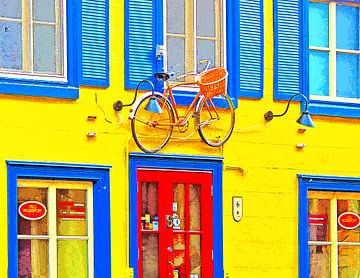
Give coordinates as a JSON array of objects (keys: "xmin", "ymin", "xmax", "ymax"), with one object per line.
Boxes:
[{"xmin": 198, "ymin": 67, "xmax": 228, "ymax": 99}]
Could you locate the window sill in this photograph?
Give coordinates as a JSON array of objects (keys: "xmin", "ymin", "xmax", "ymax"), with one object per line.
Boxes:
[
  {"xmin": 309, "ymin": 99, "xmax": 360, "ymax": 118},
  {"xmin": 0, "ymin": 81, "xmax": 79, "ymax": 99}
]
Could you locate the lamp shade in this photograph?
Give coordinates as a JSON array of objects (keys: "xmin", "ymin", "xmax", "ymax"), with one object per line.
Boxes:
[
  {"xmin": 145, "ymin": 96, "xmax": 163, "ymax": 114},
  {"xmin": 296, "ymin": 111, "xmax": 315, "ymax": 128}
]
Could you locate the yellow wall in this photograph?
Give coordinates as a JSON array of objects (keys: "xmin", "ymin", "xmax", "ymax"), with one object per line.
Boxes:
[{"xmin": 1, "ymin": 0, "xmax": 360, "ymax": 277}]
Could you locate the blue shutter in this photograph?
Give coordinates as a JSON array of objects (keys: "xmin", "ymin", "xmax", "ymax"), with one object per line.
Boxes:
[
  {"xmin": 274, "ymin": 0, "xmax": 303, "ymax": 99},
  {"xmin": 125, "ymin": 0, "xmax": 159, "ymax": 89},
  {"xmin": 80, "ymin": 0, "xmax": 109, "ymax": 87},
  {"xmin": 238, "ymin": 0, "xmax": 264, "ymax": 98}
]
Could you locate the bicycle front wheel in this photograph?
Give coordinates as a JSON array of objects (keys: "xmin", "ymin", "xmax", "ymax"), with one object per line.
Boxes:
[
  {"xmin": 131, "ymin": 94, "xmax": 175, "ymax": 153},
  {"xmin": 196, "ymin": 94, "xmax": 235, "ymax": 147}
]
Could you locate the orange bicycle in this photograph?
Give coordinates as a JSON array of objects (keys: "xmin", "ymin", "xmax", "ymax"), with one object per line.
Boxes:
[{"xmin": 129, "ymin": 61, "xmax": 235, "ymax": 153}]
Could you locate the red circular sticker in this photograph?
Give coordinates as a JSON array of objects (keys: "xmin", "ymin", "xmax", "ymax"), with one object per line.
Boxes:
[
  {"xmin": 338, "ymin": 212, "xmax": 360, "ymax": 230},
  {"xmin": 18, "ymin": 201, "xmax": 47, "ymax": 220}
]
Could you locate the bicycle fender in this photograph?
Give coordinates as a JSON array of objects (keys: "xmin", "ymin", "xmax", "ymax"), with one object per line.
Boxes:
[
  {"xmin": 195, "ymin": 95, "xmax": 206, "ymax": 112},
  {"xmin": 129, "ymin": 91, "xmax": 164, "ymax": 119}
]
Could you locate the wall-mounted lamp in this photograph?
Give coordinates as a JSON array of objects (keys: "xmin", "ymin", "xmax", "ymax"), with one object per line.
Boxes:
[{"xmin": 264, "ymin": 93, "xmax": 315, "ymax": 128}]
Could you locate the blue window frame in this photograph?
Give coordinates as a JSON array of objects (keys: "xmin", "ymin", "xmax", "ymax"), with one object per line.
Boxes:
[
  {"xmin": 0, "ymin": 0, "xmax": 109, "ymax": 99},
  {"xmin": 298, "ymin": 174, "xmax": 360, "ymax": 277},
  {"xmin": 125, "ymin": 0, "xmax": 264, "ymax": 106},
  {"xmin": 129, "ymin": 153, "xmax": 224, "ymax": 278},
  {"xmin": 275, "ymin": 0, "xmax": 360, "ymax": 118},
  {"xmin": 7, "ymin": 160, "xmax": 111, "ymax": 277}
]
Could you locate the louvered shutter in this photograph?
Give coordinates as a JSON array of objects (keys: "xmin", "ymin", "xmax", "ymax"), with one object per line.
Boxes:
[
  {"xmin": 274, "ymin": 0, "xmax": 302, "ymax": 99},
  {"xmin": 125, "ymin": 0, "xmax": 157, "ymax": 89},
  {"xmin": 239, "ymin": 0, "xmax": 263, "ymax": 98},
  {"xmin": 80, "ymin": 0, "xmax": 109, "ymax": 87}
]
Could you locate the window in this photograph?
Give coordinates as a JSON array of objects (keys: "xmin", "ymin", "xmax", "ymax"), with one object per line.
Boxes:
[
  {"xmin": 298, "ymin": 175, "xmax": 360, "ymax": 277},
  {"xmin": 125, "ymin": 0, "xmax": 264, "ymax": 104},
  {"xmin": 0, "ymin": 0, "xmax": 109, "ymax": 99}
]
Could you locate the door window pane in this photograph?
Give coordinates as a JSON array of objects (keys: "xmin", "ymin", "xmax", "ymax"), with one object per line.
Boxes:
[
  {"xmin": 309, "ymin": 50, "xmax": 329, "ymax": 97},
  {"xmin": 34, "ymin": 0, "xmax": 56, "ymax": 22},
  {"xmin": 141, "ymin": 182, "xmax": 158, "ymax": 230},
  {"xmin": 309, "ymin": 2, "xmax": 329, "ymax": 48},
  {"xmin": 0, "ymin": 0, "xmax": 22, "ymax": 18},
  {"xmin": 167, "ymin": 0, "xmax": 185, "ymax": 34},
  {"xmin": 173, "ymin": 183, "xmax": 185, "ymax": 230},
  {"xmin": 197, "ymin": 0, "xmax": 215, "ymax": 37},
  {"xmin": 18, "ymin": 239, "xmax": 48, "ymax": 278},
  {"xmin": 308, "ymin": 198, "xmax": 330, "ymax": 241},
  {"xmin": 142, "ymin": 234, "xmax": 159, "ymax": 278},
  {"xmin": 57, "ymin": 189, "xmax": 87, "ymax": 236},
  {"xmin": 190, "ymin": 235, "xmax": 202, "ymax": 277},
  {"xmin": 336, "ymin": 53, "xmax": 359, "ymax": 99},
  {"xmin": 338, "ymin": 246, "xmax": 360, "ymax": 277},
  {"xmin": 57, "ymin": 240, "xmax": 88, "ymax": 278},
  {"xmin": 190, "ymin": 184, "xmax": 201, "ymax": 231},
  {"xmin": 0, "ymin": 21, "xmax": 22, "ymax": 70},
  {"xmin": 173, "ymin": 234, "xmax": 186, "ymax": 277},
  {"xmin": 336, "ymin": 5, "xmax": 359, "ymax": 51},
  {"xmin": 309, "ymin": 245, "xmax": 331, "ymax": 278},
  {"xmin": 18, "ymin": 188, "xmax": 48, "ymax": 235},
  {"xmin": 337, "ymin": 199, "xmax": 360, "ymax": 242}
]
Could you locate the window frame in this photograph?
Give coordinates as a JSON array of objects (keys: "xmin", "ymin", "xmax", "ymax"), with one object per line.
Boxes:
[
  {"xmin": 7, "ymin": 160, "xmax": 111, "ymax": 278},
  {"xmin": 298, "ymin": 174, "xmax": 360, "ymax": 277}
]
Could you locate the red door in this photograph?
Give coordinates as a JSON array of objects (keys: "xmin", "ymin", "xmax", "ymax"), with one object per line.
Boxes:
[{"xmin": 137, "ymin": 169, "xmax": 213, "ymax": 278}]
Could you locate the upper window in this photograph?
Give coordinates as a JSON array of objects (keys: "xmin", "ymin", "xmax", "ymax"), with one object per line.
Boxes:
[
  {"xmin": 0, "ymin": 0, "xmax": 66, "ymax": 81},
  {"xmin": 309, "ymin": 1, "xmax": 360, "ymax": 103}
]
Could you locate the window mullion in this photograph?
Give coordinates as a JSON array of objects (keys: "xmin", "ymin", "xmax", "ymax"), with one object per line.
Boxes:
[
  {"xmin": 330, "ymin": 197, "xmax": 338, "ymax": 278},
  {"xmin": 329, "ymin": 2, "xmax": 337, "ymax": 98},
  {"xmin": 185, "ymin": 0, "xmax": 195, "ymax": 73},
  {"xmin": 22, "ymin": 0, "xmax": 31, "ymax": 72},
  {"xmin": 48, "ymin": 186, "xmax": 58, "ymax": 278}
]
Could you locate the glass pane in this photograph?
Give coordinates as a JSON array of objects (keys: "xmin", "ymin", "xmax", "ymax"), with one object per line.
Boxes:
[
  {"xmin": 338, "ymin": 199, "xmax": 360, "ymax": 242},
  {"xmin": 57, "ymin": 189, "xmax": 87, "ymax": 236},
  {"xmin": 57, "ymin": 240, "xmax": 88, "ymax": 278},
  {"xmin": 0, "ymin": 0, "xmax": 21, "ymax": 18},
  {"xmin": 141, "ymin": 182, "xmax": 158, "ymax": 230},
  {"xmin": 190, "ymin": 184, "xmax": 201, "ymax": 231},
  {"xmin": 308, "ymin": 198, "xmax": 330, "ymax": 241},
  {"xmin": 338, "ymin": 246, "xmax": 360, "ymax": 277},
  {"xmin": 309, "ymin": 245, "xmax": 330, "ymax": 278},
  {"xmin": 18, "ymin": 239, "xmax": 48, "ymax": 278},
  {"xmin": 173, "ymin": 183, "xmax": 185, "ymax": 230},
  {"xmin": 34, "ymin": 24, "xmax": 58, "ymax": 73},
  {"xmin": 336, "ymin": 5, "xmax": 359, "ymax": 50},
  {"xmin": 197, "ymin": 0, "xmax": 215, "ymax": 37},
  {"xmin": 190, "ymin": 235, "xmax": 201, "ymax": 277},
  {"xmin": 167, "ymin": 0, "xmax": 185, "ymax": 34},
  {"xmin": 309, "ymin": 2, "xmax": 329, "ymax": 47},
  {"xmin": 18, "ymin": 188, "xmax": 48, "ymax": 235},
  {"xmin": 167, "ymin": 37, "xmax": 185, "ymax": 79},
  {"xmin": 309, "ymin": 50, "xmax": 329, "ymax": 97},
  {"xmin": 0, "ymin": 21, "xmax": 22, "ymax": 70},
  {"xmin": 173, "ymin": 234, "xmax": 186, "ymax": 277},
  {"xmin": 336, "ymin": 53, "xmax": 359, "ymax": 99},
  {"xmin": 34, "ymin": 0, "xmax": 55, "ymax": 22},
  {"xmin": 142, "ymin": 234, "xmax": 159, "ymax": 278},
  {"xmin": 197, "ymin": 39, "xmax": 215, "ymax": 68}
]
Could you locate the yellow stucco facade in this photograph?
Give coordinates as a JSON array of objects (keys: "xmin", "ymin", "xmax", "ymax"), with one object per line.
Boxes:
[{"xmin": 1, "ymin": 0, "xmax": 360, "ymax": 277}]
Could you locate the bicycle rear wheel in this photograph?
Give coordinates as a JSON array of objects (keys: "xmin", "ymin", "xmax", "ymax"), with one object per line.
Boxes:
[
  {"xmin": 131, "ymin": 94, "xmax": 174, "ymax": 153},
  {"xmin": 196, "ymin": 94, "xmax": 235, "ymax": 147}
]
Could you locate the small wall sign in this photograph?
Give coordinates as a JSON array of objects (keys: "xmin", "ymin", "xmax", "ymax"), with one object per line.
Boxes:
[
  {"xmin": 338, "ymin": 212, "xmax": 360, "ymax": 230},
  {"xmin": 18, "ymin": 201, "xmax": 47, "ymax": 220}
]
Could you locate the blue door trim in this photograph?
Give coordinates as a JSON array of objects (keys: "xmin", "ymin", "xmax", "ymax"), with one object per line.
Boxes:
[
  {"xmin": 7, "ymin": 160, "xmax": 111, "ymax": 278},
  {"xmin": 129, "ymin": 153, "xmax": 224, "ymax": 278}
]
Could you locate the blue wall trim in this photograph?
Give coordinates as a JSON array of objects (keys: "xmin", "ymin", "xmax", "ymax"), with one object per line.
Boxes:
[
  {"xmin": 298, "ymin": 174, "xmax": 360, "ymax": 277},
  {"xmin": 129, "ymin": 153, "xmax": 224, "ymax": 278},
  {"xmin": 7, "ymin": 161, "xmax": 111, "ymax": 278}
]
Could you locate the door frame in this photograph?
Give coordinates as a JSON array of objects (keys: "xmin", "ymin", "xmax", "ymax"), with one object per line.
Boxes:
[{"xmin": 129, "ymin": 153, "xmax": 224, "ymax": 278}]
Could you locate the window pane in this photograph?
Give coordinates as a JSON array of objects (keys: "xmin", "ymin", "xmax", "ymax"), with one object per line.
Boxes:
[
  {"xmin": 336, "ymin": 53, "xmax": 359, "ymax": 99},
  {"xmin": 309, "ymin": 2, "xmax": 329, "ymax": 47},
  {"xmin": 190, "ymin": 184, "xmax": 201, "ymax": 231},
  {"xmin": 173, "ymin": 234, "xmax": 186, "ymax": 277},
  {"xmin": 338, "ymin": 246, "xmax": 360, "ymax": 277},
  {"xmin": 309, "ymin": 50, "xmax": 329, "ymax": 97},
  {"xmin": 336, "ymin": 5, "xmax": 359, "ymax": 51},
  {"xmin": 337, "ymin": 199, "xmax": 360, "ymax": 243},
  {"xmin": 190, "ymin": 235, "xmax": 202, "ymax": 277},
  {"xmin": 167, "ymin": 0, "xmax": 185, "ymax": 34},
  {"xmin": 18, "ymin": 187, "xmax": 48, "ymax": 236},
  {"xmin": 197, "ymin": 0, "xmax": 215, "ymax": 37},
  {"xmin": 309, "ymin": 245, "xmax": 331, "ymax": 278},
  {"xmin": 167, "ymin": 37, "xmax": 185, "ymax": 77},
  {"xmin": 33, "ymin": 24, "xmax": 58, "ymax": 73},
  {"xmin": 142, "ymin": 234, "xmax": 159, "ymax": 278},
  {"xmin": 197, "ymin": 39, "xmax": 215, "ymax": 68},
  {"xmin": 0, "ymin": 0, "xmax": 22, "ymax": 19},
  {"xmin": 173, "ymin": 183, "xmax": 185, "ymax": 230},
  {"xmin": 141, "ymin": 182, "xmax": 158, "ymax": 230},
  {"xmin": 0, "ymin": 21, "xmax": 22, "ymax": 70},
  {"xmin": 308, "ymin": 198, "xmax": 330, "ymax": 241},
  {"xmin": 57, "ymin": 189, "xmax": 87, "ymax": 236},
  {"xmin": 34, "ymin": 0, "xmax": 56, "ymax": 22},
  {"xmin": 18, "ymin": 239, "xmax": 48, "ymax": 278},
  {"xmin": 57, "ymin": 240, "xmax": 88, "ymax": 278}
]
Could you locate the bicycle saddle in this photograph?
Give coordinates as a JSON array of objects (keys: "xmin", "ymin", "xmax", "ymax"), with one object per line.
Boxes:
[{"xmin": 154, "ymin": 72, "xmax": 170, "ymax": 81}]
